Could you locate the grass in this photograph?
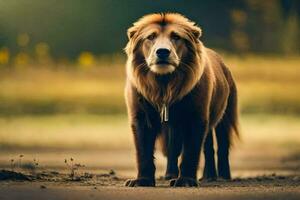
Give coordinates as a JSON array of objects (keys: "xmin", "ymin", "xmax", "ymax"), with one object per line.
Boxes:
[
  {"xmin": 0, "ymin": 114, "xmax": 131, "ymax": 150},
  {"xmin": 0, "ymin": 66, "xmax": 126, "ymax": 115},
  {"xmin": 0, "ymin": 54, "xmax": 299, "ymax": 115},
  {"xmin": 0, "ymin": 113, "xmax": 299, "ymax": 151},
  {"xmin": 228, "ymin": 55, "xmax": 300, "ymax": 114}
]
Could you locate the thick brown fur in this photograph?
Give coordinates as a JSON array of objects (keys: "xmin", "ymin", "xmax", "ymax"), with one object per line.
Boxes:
[{"xmin": 124, "ymin": 13, "xmax": 239, "ymax": 187}]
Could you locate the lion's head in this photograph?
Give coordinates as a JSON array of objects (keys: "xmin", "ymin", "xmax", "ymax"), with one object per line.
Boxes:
[{"xmin": 125, "ymin": 13, "xmax": 206, "ymax": 107}]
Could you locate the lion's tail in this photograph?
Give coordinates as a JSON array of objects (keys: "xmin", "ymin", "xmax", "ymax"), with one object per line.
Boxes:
[
  {"xmin": 227, "ymin": 82, "xmax": 240, "ymax": 146},
  {"xmin": 216, "ymin": 79, "xmax": 240, "ymax": 148}
]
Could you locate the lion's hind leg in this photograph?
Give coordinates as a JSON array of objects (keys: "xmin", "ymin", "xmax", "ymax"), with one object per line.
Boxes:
[{"xmin": 202, "ymin": 129, "xmax": 217, "ymax": 181}]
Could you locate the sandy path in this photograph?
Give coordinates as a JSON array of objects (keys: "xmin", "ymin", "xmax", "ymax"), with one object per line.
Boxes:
[{"xmin": 0, "ymin": 183, "xmax": 299, "ymax": 200}]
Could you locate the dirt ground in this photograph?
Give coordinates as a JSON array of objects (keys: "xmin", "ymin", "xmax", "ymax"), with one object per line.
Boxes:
[
  {"xmin": 0, "ymin": 171, "xmax": 299, "ymax": 200},
  {"xmin": 0, "ymin": 183, "xmax": 299, "ymax": 200},
  {"xmin": 0, "ymin": 147, "xmax": 300, "ymax": 200}
]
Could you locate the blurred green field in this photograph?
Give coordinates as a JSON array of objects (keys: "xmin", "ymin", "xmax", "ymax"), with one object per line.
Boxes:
[
  {"xmin": 0, "ymin": 54, "xmax": 300, "ymax": 115},
  {"xmin": 0, "ymin": 114, "xmax": 130, "ymax": 150},
  {"xmin": 0, "ymin": 113, "xmax": 299, "ymax": 151}
]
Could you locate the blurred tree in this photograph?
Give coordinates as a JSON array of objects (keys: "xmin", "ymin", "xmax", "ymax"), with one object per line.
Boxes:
[
  {"xmin": 242, "ymin": 0, "xmax": 283, "ymax": 53},
  {"xmin": 230, "ymin": 9, "xmax": 249, "ymax": 53},
  {"xmin": 281, "ymin": 0, "xmax": 300, "ymax": 54},
  {"xmin": 0, "ymin": 0, "xmax": 299, "ymax": 59}
]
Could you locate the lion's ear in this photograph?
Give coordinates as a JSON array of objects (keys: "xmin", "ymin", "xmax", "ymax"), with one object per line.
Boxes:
[
  {"xmin": 127, "ymin": 26, "xmax": 138, "ymax": 40},
  {"xmin": 191, "ymin": 25, "xmax": 202, "ymax": 39}
]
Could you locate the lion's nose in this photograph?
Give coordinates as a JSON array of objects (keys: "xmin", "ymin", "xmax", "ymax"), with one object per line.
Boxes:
[{"xmin": 156, "ymin": 48, "xmax": 170, "ymax": 59}]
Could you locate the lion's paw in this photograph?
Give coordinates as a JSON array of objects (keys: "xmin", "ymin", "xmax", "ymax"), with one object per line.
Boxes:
[
  {"xmin": 170, "ymin": 177, "xmax": 198, "ymax": 187},
  {"xmin": 124, "ymin": 178, "xmax": 155, "ymax": 187}
]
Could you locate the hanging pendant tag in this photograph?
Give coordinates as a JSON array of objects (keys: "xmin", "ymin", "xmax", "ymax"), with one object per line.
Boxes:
[
  {"xmin": 164, "ymin": 105, "xmax": 169, "ymax": 122},
  {"xmin": 160, "ymin": 104, "xmax": 169, "ymax": 122}
]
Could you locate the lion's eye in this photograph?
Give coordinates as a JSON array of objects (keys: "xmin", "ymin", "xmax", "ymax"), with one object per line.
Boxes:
[
  {"xmin": 171, "ymin": 33, "xmax": 181, "ymax": 41},
  {"xmin": 147, "ymin": 33, "xmax": 156, "ymax": 41}
]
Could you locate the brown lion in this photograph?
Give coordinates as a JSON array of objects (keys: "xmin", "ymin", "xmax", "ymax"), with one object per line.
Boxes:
[{"xmin": 124, "ymin": 13, "xmax": 239, "ymax": 187}]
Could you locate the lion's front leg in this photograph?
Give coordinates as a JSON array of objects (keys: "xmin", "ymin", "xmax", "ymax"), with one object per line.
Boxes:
[
  {"xmin": 125, "ymin": 114, "xmax": 157, "ymax": 187},
  {"xmin": 171, "ymin": 120, "xmax": 207, "ymax": 187},
  {"xmin": 164, "ymin": 124, "xmax": 183, "ymax": 180}
]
